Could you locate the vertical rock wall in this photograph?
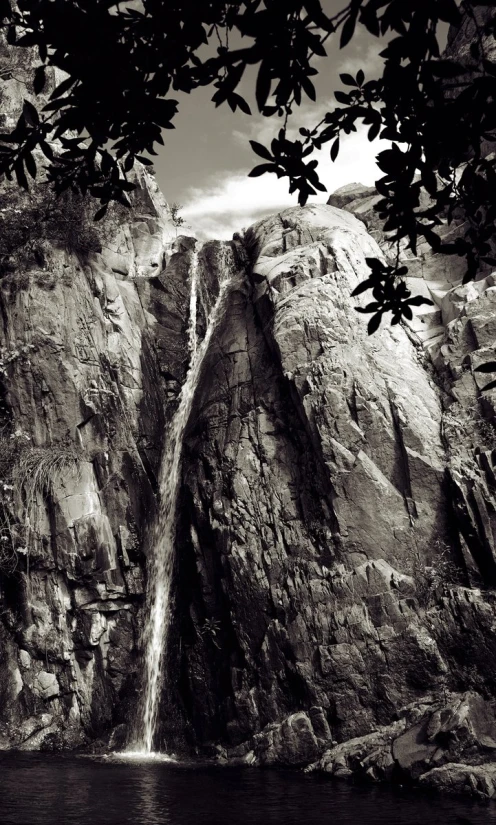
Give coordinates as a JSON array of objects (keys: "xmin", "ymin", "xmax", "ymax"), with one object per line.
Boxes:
[
  {"xmin": 0, "ymin": 142, "xmax": 241, "ymax": 747},
  {"xmin": 170, "ymin": 204, "xmax": 496, "ymax": 768}
]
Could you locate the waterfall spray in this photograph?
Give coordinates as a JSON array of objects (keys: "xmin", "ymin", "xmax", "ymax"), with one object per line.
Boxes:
[{"xmin": 132, "ymin": 244, "xmax": 237, "ymax": 754}]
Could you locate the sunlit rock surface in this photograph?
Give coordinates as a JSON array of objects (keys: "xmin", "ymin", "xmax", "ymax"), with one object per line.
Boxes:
[{"xmin": 170, "ymin": 206, "xmax": 496, "ymax": 784}]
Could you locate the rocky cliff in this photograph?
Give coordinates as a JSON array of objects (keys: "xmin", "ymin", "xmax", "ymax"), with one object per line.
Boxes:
[{"xmin": 1, "ymin": 13, "xmax": 496, "ymax": 804}]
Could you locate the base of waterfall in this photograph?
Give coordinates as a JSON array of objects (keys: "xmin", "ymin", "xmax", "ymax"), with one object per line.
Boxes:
[{"xmin": 109, "ymin": 750, "xmax": 178, "ymax": 763}]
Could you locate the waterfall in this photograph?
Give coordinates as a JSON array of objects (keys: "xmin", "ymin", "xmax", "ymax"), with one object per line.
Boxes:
[
  {"xmin": 132, "ymin": 244, "xmax": 236, "ymax": 754},
  {"xmin": 188, "ymin": 251, "xmax": 198, "ymax": 357}
]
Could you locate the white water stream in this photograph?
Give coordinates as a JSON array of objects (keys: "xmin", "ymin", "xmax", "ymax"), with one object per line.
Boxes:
[{"xmin": 132, "ymin": 245, "xmax": 235, "ymax": 754}]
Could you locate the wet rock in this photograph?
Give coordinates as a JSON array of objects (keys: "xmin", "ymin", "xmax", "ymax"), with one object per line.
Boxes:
[{"xmin": 419, "ymin": 763, "xmax": 496, "ymax": 799}]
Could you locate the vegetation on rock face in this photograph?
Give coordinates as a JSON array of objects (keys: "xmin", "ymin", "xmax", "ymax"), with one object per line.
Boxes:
[
  {"xmin": 0, "ymin": 423, "xmax": 82, "ymax": 575},
  {"xmin": 413, "ymin": 540, "xmax": 463, "ymax": 609},
  {"xmin": 0, "ymin": 185, "xmax": 104, "ymax": 278},
  {"xmin": 0, "ymin": 426, "xmax": 29, "ymax": 574},
  {"xmin": 0, "ymin": 1, "xmax": 493, "ymax": 329},
  {"xmin": 0, "ymin": 365, "xmax": 82, "ymax": 577},
  {"xmin": 166, "ymin": 202, "xmax": 187, "ymax": 238}
]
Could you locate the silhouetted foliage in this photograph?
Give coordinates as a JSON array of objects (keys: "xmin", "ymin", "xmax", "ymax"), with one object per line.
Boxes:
[{"xmin": 0, "ymin": 1, "xmax": 495, "ymax": 329}]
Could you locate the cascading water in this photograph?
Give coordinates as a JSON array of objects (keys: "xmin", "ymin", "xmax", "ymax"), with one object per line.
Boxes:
[
  {"xmin": 188, "ymin": 251, "xmax": 198, "ymax": 358},
  {"xmin": 131, "ymin": 244, "xmax": 237, "ymax": 755}
]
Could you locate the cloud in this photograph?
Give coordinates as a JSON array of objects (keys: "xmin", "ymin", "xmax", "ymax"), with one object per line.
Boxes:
[
  {"xmin": 338, "ymin": 42, "xmax": 385, "ymax": 79},
  {"xmin": 182, "ymin": 125, "xmax": 388, "ymax": 240}
]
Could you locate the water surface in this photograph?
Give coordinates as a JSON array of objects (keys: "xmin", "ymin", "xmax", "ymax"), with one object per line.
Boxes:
[{"xmin": 0, "ymin": 754, "xmax": 494, "ymax": 825}]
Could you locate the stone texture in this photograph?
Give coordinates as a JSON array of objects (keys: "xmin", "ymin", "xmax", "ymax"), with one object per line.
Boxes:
[
  {"xmin": 1, "ymin": 16, "xmax": 496, "ymax": 799},
  {"xmin": 0, "ymin": 52, "xmax": 241, "ymax": 745},
  {"xmin": 3, "ymin": 181, "xmax": 496, "ymax": 778},
  {"xmin": 311, "ymin": 691, "xmax": 496, "ymax": 795},
  {"xmin": 166, "ymin": 203, "xmax": 496, "ymax": 779},
  {"xmin": 419, "ymin": 763, "xmax": 496, "ymax": 800}
]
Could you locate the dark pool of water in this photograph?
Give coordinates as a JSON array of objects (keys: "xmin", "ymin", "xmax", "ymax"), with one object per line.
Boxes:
[{"xmin": 0, "ymin": 753, "xmax": 494, "ymax": 825}]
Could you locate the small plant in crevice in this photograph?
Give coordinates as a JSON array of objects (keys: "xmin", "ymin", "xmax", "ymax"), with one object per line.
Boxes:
[
  {"xmin": 10, "ymin": 442, "xmax": 82, "ymax": 580},
  {"xmin": 16, "ymin": 444, "xmax": 82, "ymax": 508},
  {"xmin": 0, "ymin": 425, "xmax": 31, "ymax": 576},
  {"xmin": 471, "ymin": 407, "xmax": 496, "ymax": 450},
  {"xmin": 476, "ymin": 416, "xmax": 496, "ymax": 450},
  {"xmin": 0, "ymin": 342, "xmax": 36, "ymax": 376},
  {"xmin": 413, "ymin": 540, "xmax": 463, "ymax": 609},
  {"xmin": 452, "ymin": 401, "xmax": 496, "ymax": 451},
  {"xmin": 198, "ymin": 618, "xmax": 222, "ymax": 649}
]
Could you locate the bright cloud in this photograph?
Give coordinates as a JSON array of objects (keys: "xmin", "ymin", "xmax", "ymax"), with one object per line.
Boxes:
[{"xmin": 182, "ymin": 125, "xmax": 388, "ymax": 240}]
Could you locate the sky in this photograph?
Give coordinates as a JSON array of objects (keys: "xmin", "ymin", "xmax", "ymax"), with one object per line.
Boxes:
[{"xmin": 149, "ymin": 2, "xmax": 446, "ymax": 240}]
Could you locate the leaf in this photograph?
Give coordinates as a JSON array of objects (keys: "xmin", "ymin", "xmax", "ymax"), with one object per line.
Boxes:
[
  {"xmin": 136, "ymin": 155, "xmax": 153, "ymax": 166},
  {"xmin": 301, "ymin": 75, "xmax": 316, "ymax": 101},
  {"xmin": 94, "ymin": 204, "xmax": 109, "ymax": 221},
  {"xmin": 250, "ymin": 140, "xmax": 272, "ymax": 161},
  {"xmin": 302, "ymin": 0, "xmax": 334, "ymax": 31},
  {"xmin": 356, "ymin": 69, "xmax": 364, "ymax": 86},
  {"xmin": 474, "ymin": 362, "xmax": 496, "ymax": 373},
  {"xmin": 14, "ymin": 158, "xmax": 28, "ymax": 191},
  {"xmin": 340, "ymin": 11, "xmax": 357, "ymax": 49},
  {"xmin": 367, "ymin": 312, "xmax": 382, "ymax": 335},
  {"xmin": 330, "ymin": 137, "xmax": 340, "ymax": 162},
  {"xmin": 340, "ymin": 73, "xmax": 356, "ymax": 86},
  {"xmin": 234, "ymin": 93, "xmax": 251, "ymax": 115},
  {"xmin": 406, "ymin": 295, "xmax": 434, "ymax": 307},
  {"xmin": 248, "ymin": 163, "xmax": 276, "ymax": 177},
  {"xmin": 351, "ymin": 278, "xmax": 374, "ymax": 297},
  {"xmin": 359, "ymin": 6, "xmax": 380, "ymax": 36},
  {"xmin": 368, "ymin": 120, "xmax": 381, "ymax": 141},
  {"xmin": 334, "ymin": 90, "xmax": 350, "ymax": 105},
  {"xmin": 357, "ymin": 301, "xmax": 381, "ymax": 313},
  {"xmin": 39, "ymin": 140, "xmax": 54, "ymax": 161},
  {"xmin": 33, "ymin": 65, "xmax": 46, "ymax": 95},
  {"xmin": 24, "ymin": 151, "xmax": 37, "ymax": 179},
  {"xmin": 365, "ymin": 257, "xmax": 385, "ymax": 273},
  {"xmin": 23, "ymin": 99, "xmax": 39, "ymax": 127},
  {"xmin": 123, "ymin": 155, "xmax": 134, "ymax": 172},
  {"xmin": 256, "ymin": 61, "xmax": 271, "ymax": 112},
  {"xmin": 49, "ymin": 75, "xmax": 76, "ymax": 100}
]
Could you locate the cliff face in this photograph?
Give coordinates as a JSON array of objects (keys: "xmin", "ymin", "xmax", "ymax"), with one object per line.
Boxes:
[
  {"xmin": 0, "ymin": 120, "xmax": 245, "ymax": 747},
  {"xmin": 169, "ymin": 205, "xmax": 496, "ymax": 778},
  {"xmin": 2, "ymin": 167, "xmax": 496, "ymax": 790},
  {"xmin": 2, "ymin": 13, "xmax": 496, "ymax": 802}
]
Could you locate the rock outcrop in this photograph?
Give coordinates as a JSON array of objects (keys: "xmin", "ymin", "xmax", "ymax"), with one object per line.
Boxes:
[{"xmin": 167, "ymin": 205, "xmax": 496, "ymax": 797}]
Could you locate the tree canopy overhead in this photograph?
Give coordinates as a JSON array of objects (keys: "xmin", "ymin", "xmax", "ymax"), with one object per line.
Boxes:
[{"xmin": 0, "ymin": 1, "xmax": 495, "ymax": 327}]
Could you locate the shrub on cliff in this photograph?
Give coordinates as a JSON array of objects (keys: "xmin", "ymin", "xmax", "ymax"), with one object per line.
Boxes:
[
  {"xmin": 0, "ymin": 185, "xmax": 102, "ymax": 277},
  {"xmin": 0, "ymin": 425, "xmax": 82, "ymax": 575}
]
